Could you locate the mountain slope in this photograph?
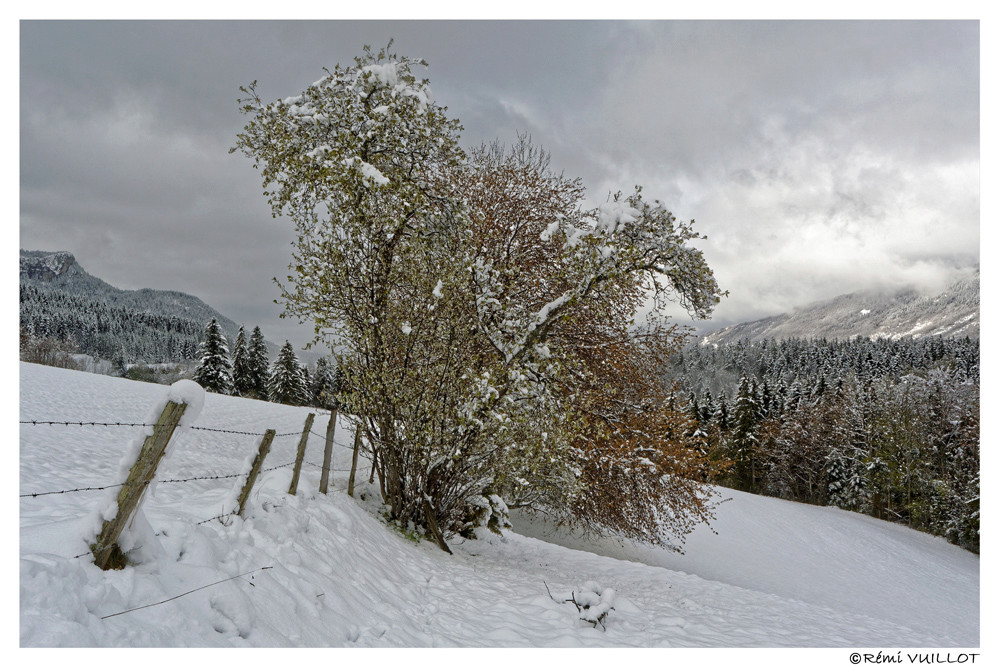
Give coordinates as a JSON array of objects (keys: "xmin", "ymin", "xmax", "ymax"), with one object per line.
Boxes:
[
  {"xmin": 701, "ymin": 269, "xmax": 979, "ymax": 345},
  {"xmin": 19, "ymin": 249, "xmax": 273, "ymax": 366},
  {"xmin": 20, "ymin": 249, "xmax": 241, "ymax": 335},
  {"xmin": 19, "ymin": 362, "xmax": 979, "ymax": 647}
]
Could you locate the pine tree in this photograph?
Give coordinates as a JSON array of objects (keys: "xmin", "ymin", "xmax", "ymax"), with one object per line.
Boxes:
[
  {"xmin": 700, "ymin": 387, "xmax": 714, "ymax": 425},
  {"xmin": 310, "ymin": 357, "xmax": 339, "ymax": 409},
  {"xmin": 759, "ymin": 379, "xmax": 773, "ymax": 419},
  {"xmin": 268, "ymin": 340, "xmax": 309, "ymax": 405},
  {"xmin": 811, "ymin": 372, "xmax": 828, "ymax": 403},
  {"xmin": 301, "ymin": 364, "xmax": 313, "ymax": 399},
  {"xmin": 687, "ymin": 391, "xmax": 701, "ymax": 434},
  {"xmin": 193, "ymin": 318, "xmax": 233, "ymax": 394},
  {"xmin": 713, "ymin": 396, "xmax": 730, "ymax": 431},
  {"xmin": 231, "ymin": 325, "xmax": 253, "ymax": 397},
  {"xmin": 246, "ymin": 326, "xmax": 270, "ymax": 400},
  {"xmin": 729, "ymin": 374, "xmax": 760, "ymax": 492},
  {"xmin": 825, "ymin": 435, "xmax": 869, "ymax": 513}
]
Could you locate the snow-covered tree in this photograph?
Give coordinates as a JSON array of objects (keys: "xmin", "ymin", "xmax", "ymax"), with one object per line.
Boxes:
[
  {"xmin": 231, "ymin": 325, "xmax": 253, "ymax": 397},
  {"xmin": 310, "ymin": 357, "xmax": 339, "ymax": 409},
  {"xmin": 246, "ymin": 326, "xmax": 270, "ymax": 399},
  {"xmin": 233, "ymin": 44, "xmax": 724, "ymax": 550},
  {"xmin": 268, "ymin": 341, "xmax": 310, "ymax": 405},
  {"xmin": 193, "ymin": 318, "xmax": 233, "ymax": 394},
  {"xmin": 728, "ymin": 374, "xmax": 760, "ymax": 491}
]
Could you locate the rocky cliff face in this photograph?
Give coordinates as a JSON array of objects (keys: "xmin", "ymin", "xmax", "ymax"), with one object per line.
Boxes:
[{"xmin": 19, "ymin": 251, "xmax": 77, "ymax": 282}]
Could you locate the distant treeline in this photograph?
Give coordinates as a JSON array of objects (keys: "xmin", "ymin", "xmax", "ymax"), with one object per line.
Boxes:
[
  {"xmin": 670, "ymin": 336, "xmax": 980, "ymax": 552},
  {"xmin": 20, "ymin": 283, "xmax": 202, "ymax": 365}
]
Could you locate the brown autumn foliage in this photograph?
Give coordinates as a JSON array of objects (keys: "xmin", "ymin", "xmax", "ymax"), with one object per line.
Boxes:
[
  {"xmin": 457, "ymin": 136, "xmax": 725, "ymax": 548},
  {"xmin": 566, "ymin": 322, "xmax": 729, "ymax": 550}
]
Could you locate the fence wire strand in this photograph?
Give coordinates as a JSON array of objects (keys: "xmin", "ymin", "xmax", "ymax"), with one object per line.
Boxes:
[
  {"xmin": 21, "ymin": 407, "xmax": 375, "ymax": 571},
  {"xmin": 20, "ymin": 419, "xmax": 305, "ymax": 438},
  {"xmin": 20, "ymin": 460, "xmax": 301, "ymax": 498}
]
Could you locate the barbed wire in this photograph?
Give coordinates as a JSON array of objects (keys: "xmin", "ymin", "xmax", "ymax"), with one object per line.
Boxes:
[
  {"xmin": 23, "ymin": 411, "xmax": 362, "ymax": 562},
  {"xmin": 44, "ymin": 458, "xmax": 368, "ymax": 559},
  {"xmin": 19, "ymin": 419, "xmax": 307, "ymax": 438},
  {"xmin": 101, "ymin": 565, "xmax": 274, "ymax": 620},
  {"xmin": 20, "ymin": 483, "xmax": 125, "ymax": 498},
  {"xmin": 309, "ymin": 430, "xmax": 360, "ymax": 448},
  {"xmin": 20, "ymin": 420, "xmax": 154, "ymax": 428},
  {"xmin": 20, "ymin": 460, "xmax": 299, "ymax": 499},
  {"xmin": 302, "ymin": 460, "xmax": 357, "ymax": 474},
  {"xmin": 191, "ymin": 425, "xmax": 302, "ymax": 438}
]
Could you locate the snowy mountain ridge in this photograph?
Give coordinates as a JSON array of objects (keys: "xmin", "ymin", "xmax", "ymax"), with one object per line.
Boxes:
[
  {"xmin": 18, "ymin": 249, "xmax": 309, "ymax": 367},
  {"xmin": 20, "ymin": 249, "xmax": 242, "ymax": 340},
  {"xmin": 700, "ymin": 268, "xmax": 979, "ymax": 346}
]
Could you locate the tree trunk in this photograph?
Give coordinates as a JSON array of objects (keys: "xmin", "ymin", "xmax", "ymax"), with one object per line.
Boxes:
[
  {"xmin": 423, "ymin": 498, "xmax": 452, "ymax": 554},
  {"xmin": 347, "ymin": 425, "xmax": 362, "ymax": 498}
]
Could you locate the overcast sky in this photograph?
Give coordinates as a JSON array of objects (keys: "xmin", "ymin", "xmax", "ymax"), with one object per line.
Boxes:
[{"xmin": 18, "ymin": 20, "xmax": 980, "ymax": 352}]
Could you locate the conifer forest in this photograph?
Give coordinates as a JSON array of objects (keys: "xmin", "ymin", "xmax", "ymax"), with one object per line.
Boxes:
[{"xmin": 668, "ymin": 335, "xmax": 979, "ymax": 552}]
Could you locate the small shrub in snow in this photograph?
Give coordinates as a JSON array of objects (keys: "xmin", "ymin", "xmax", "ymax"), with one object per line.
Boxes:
[
  {"xmin": 570, "ymin": 581, "xmax": 616, "ymax": 630},
  {"xmin": 545, "ymin": 580, "xmax": 616, "ymax": 631}
]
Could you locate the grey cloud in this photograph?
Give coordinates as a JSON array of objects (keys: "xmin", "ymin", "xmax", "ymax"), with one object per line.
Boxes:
[{"xmin": 19, "ymin": 20, "xmax": 979, "ymax": 348}]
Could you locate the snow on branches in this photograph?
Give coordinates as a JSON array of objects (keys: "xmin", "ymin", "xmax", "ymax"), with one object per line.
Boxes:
[{"xmin": 233, "ymin": 45, "xmax": 725, "ymax": 550}]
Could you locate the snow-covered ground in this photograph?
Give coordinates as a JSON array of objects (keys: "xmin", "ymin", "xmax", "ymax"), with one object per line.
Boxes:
[{"xmin": 19, "ymin": 362, "xmax": 979, "ymax": 648}]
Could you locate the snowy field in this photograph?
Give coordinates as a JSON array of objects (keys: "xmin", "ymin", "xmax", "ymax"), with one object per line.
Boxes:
[{"xmin": 19, "ymin": 362, "xmax": 979, "ymax": 648}]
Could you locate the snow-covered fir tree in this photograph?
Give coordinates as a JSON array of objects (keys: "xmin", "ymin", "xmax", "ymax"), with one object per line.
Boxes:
[
  {"xmin": 231, "ymin": 325, "xmax": 253, "ymax": 397},
  {"xmin": 729, "ymin": 375, "xmax": 760, "ymax": 491},
  {"xmin": 825, "ymin": 443, "xmax": 869, "ymax": 513},
  {"xmin": 268, "ymin": 340, "xmax": 309, "ymax": 406},
  {"xmin": 309, "ymin": 357, "xmax": 339, "ymax": 409},
  {"xmin": 193, "ymin": 318, "xmax": 233, "ymax": 394},
  {"xmin": 246, "ymin": 326, "xmax": 270, "ymax": 400}
]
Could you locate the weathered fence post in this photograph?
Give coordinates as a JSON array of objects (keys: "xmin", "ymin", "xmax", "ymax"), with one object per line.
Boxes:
[
  {"xmin": 347, "ymin": 425, "xmax": 362, "ymax": 498},
  {"xmin": 287, "ymin": 413, "xmax": 315, "ymax": 496},
  {"xmin": 91, "ymin": 400, "xmax": 187, "ymax": 570},
  {"xmin": 236, "ymin": 429, "xmax": 276, "ymax": 517},
  {"xmin": 319, "ymin": 409, "xmax": 337, "ymax": 494}
]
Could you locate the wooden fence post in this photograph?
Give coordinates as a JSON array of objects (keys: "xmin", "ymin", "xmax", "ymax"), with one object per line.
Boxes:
[
  {"xmin": 91, "ymin": 400, "xmax": 187, "ymax": 570},
  {"xmin": 287, "ymin": 413, "xmax": 315, "ymax": 496},
  {"xmin": 347, "ymin": 425, "xmax": 362, "ymax": 498},
  {"xmin": 319, "ymin": 409, "xmax": 337, "ymax": 494},
  {"xmin": 236, "ymin": 429, "xmax": 276, "ymax": 517}
]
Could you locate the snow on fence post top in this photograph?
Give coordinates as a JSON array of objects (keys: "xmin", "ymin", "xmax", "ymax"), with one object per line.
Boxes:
[{"xmin": 168, "ymin": 379, "xmax": 206, "ymax": 426}]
